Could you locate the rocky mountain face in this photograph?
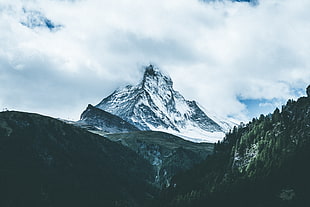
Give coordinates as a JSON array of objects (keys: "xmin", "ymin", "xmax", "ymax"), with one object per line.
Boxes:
[
  {"xmin": 78, "ymin": 104, "xmax": 139, "ymax": 134},
  {"xmin": 88, "ymin": 65, "xmax": 231, "ymax": 142},
  {"xmin": 158, "ymin": 85, "xmax": 310, "ymax": 207},
  {"xmin": 105, "ymin": 131, "xmax": 214, "ymax": 189},
  {"xmin": 0, "ymin": 111, "xmax": 156, "ymax": 207}
]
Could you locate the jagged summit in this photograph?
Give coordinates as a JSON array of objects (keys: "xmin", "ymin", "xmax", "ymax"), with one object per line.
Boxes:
[
  {"xmin": 141, "ymin": 65, "xmax": 173, "ymax": 89},
  {"xmin": 83, "ymin": 65, "xmax": 233, "ymax": 143}
]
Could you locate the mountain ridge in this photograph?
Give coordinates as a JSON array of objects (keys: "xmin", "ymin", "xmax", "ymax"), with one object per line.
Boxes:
[{"xmin": 79, "ymin": 104, "xmax": 139, "ymax": 133}]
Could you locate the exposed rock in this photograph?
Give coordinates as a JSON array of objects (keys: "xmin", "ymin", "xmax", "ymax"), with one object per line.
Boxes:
[{"xmin": 78, "ymin": 104, "xmax": 139, "ymax": 133}]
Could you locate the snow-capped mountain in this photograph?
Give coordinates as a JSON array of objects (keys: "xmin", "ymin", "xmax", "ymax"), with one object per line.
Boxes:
[{"xmin": 92, "ymin": 65, "xmax": 234, "ymax": 142}]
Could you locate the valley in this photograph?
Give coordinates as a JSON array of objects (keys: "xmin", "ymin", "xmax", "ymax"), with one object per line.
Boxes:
[{"xmin": 0, "ymin": 67, "xmax": 309, "ymax": 207}]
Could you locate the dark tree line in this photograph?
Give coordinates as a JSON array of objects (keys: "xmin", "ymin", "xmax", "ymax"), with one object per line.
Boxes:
[{"xmin": 157, "ymin": 86, "xmax": 310, "ymax": 207}]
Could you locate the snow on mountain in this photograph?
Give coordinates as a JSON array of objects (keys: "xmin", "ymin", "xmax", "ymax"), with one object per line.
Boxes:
[
  {"xmin": 196, "ymin": 102, "xmax": 239, "ymax": 132},
  {"xmin": 94, "ymin": 65, "xmax": 234, "ymax": 143},
  {"xmin": 78, "ymin": 104, "xmax": 139, "ymax": 134}
]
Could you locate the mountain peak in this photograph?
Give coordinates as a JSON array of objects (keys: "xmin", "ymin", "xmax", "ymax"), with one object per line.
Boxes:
[
  {"xmin": 143, "ymin": 64, "xmax": 158, "ymax": 77},
  {"xmin": 141, "ymin": 65, "xmax": 173, "ymax": 89},
  {"xmin": 92, "ymin": 65, "xmax": 234, "ymax": 142}
]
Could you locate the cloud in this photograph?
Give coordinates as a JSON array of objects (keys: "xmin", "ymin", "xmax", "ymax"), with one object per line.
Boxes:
[{"xmin": 0, "ymin": 0, "xmax": 310, "ymax": 121}]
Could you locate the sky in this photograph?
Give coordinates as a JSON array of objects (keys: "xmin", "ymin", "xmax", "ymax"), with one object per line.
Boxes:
[{"xmin": 0, "ymin": 0, "xmax": 309, "ymax": 122}]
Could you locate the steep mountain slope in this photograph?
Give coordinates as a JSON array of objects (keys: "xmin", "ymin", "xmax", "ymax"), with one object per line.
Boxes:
[
  {"xmin": 105, "ymin": 131, "xmax": 214, "ymax": 189},
  {"xmin": 158, "ymin": 85, "xmax": 310, "ymax": 207},
  {"xmin": 93, "ymin": 65, "xmax": 231, "ymax": 142},
  {"xmin": 0, "ymin": 111, "xmax": 156, "ymax": 207},
  {"xmin": 78, "ymin": 104, "xmax": 139, "ymax": 133}
]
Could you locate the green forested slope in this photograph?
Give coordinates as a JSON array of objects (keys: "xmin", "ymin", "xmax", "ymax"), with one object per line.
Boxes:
[
  {"xmin": 0, "ymin": 111, "xmax": 156, "ymax": 207},
  {"xmin": 159, "ymin": 86, "xmax": 310, "ymax": 207}
]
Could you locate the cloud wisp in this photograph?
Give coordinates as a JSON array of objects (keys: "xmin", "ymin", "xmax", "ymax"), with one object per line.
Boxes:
[{"xmin": 0, "ymin": 0, "xmax": 309, "ymax": 121}]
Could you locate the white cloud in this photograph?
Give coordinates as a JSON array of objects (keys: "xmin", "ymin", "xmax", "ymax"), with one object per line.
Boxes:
[{"xmin": 0, "ymin": 0, "xmax": 309, "ymax": 121}]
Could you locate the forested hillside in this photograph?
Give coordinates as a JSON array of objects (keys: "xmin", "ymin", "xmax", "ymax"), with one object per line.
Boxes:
[
  {"xmin": 0, "ymin": 111, "xmax": 156, "ymax": 207},
  {"xmin": 158, "ymin": 86, "xmax": 310, "ymax": 207}
]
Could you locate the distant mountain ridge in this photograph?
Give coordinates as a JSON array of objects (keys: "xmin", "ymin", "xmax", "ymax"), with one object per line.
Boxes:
[{"xmin": 85, "ymin": 65, "xmax": 234, "ymax": 142}]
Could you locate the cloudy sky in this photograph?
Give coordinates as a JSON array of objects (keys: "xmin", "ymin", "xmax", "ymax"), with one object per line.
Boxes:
[{"xmin": 0, "ymin": 0, "xmax": 309, "ymax": 122}]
